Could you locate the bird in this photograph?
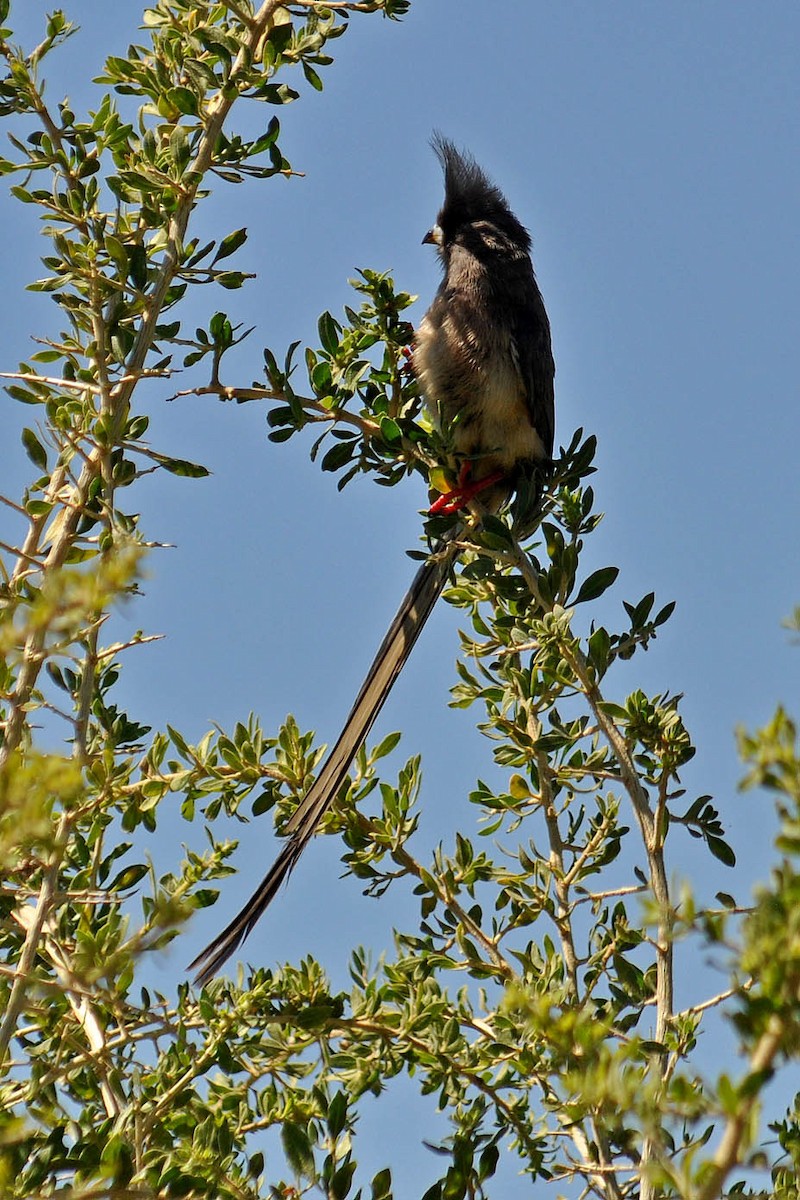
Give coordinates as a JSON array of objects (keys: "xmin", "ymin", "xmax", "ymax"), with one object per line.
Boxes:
[{"xmin": 189, "ymin": 136, "xmax": 555, "ymax": 985}]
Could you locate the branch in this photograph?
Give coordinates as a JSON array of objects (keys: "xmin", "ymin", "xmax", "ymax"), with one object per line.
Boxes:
[
  {"xmin": 349, "ymin": 810, "xmax": 514, "ymax": 980},
  {"xmin": 0, "ymin": 371, "xmax": 102, "ymax": 394},
  {"xmin": 536, "ymin": 744, "xmax": 579, "ymax": 996},
  {"xmin": 167, "ymin": 380, "xmax": 383, "ymax": 439},
  {"xmin": 0, "ymin": 813, "xmax": 70, "ymax": 1067},
  {"xmin": 503, "ymin": 531, "xmax": 674, "ymax": 1198},
  {"xmin": 0, "ymin": 3, "xmax": 289, "ymax": 767},
  {"xmin": 117, "ymin": 1, "xmax": 291, "ymax": 415},
  {"xmin": 695, "ymin": 1014, "xmax": 786, "ymax": 1200}
]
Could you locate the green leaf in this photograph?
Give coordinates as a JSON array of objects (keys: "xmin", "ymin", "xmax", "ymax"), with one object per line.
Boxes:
[
  {"xmin": 708, "ymin": 836, "xmax": 736, "ymax": 867},
  {"xmin": 654, "ymin": 599, "xmax": 676, "ymax": 627},
  {"xmin": 169, "ymin": 125, "xmax": 191, "ymax": 169},
  {"xmin": 303, "ymin": 62, "xmax": 324, "ymax": 91},
  {"xmin": 318, "ymin": 310, "xmax": 340, "ymax": 354},
  {"xmin": 478, "ymin": 1144, "xmax": 499, "ymax": 1181},
  {"xmin": 281, "ymin": 1121, "xmax": 315, "ymax": 1178},
  {"xmin": 216, "ymin": 271, "xmax": 247, "ymax": 290},
  {"xmin": 7, "ymin": 384, "xmax": 45, "ymax": 405},
  {"xmin": 167, "ymin": 86, "xmax": 198, "ymax": 115},
  {"xmin": 260, "ymin": 82, "xmax": 299, "ymax": 105},
  {"xmin": 213, "ymin": 227, "xmax": 248, "ymax": 262},
  {"xmin": 370, "ymin": 1167, "xmax": 392, "ymax": 1200},
  {"xmin": 21, "ymin": 427, "xmax": 48, "ymax": 470},
  {"xmin": 574, "ymin": 566, "xmax": 619, "ymax": 604},
  {"xmin": 127, "ymin": 415, "xmax": 150, "ymax": 439},
  {"xmin": 372, "ymin": 731, "xmax": 401, "ymax": 760},
  {"xmin": 127, "ymin": 243, "xmax": 148, "ymax": 290},
  {"xmin": 588, "ymin": 626, "xmax": 611, "ymax": 672},
  {"xmin": 108, "ymin": 863, "xmax": 148, "ymax": 891},
  {"xmin": 104, "ymin": 233, "xmax": 129, "ymax": 273},
  {"xmin": 380, "ymin": 416, "xmax": 401, "ymax": 443},
  {"xmin": 209, "ymin": 311, "xmax": 233, "ymax": 345},
  {"xmin": 321, "ymin": 438, "xmax": 356, "ymax": 472},
  {"xmin": 312, "ymin": 360, "xmax": 332, "ymax": 392},
  {"xmin": 251, "ymin": 115, "xmax": 281, "ymax": 154},
  {"xmin": 327, "ymin": 1090, "xmax": 347, "ymax": 1137},
  {"xmin": 152, "ymin": 453, "xmax": 210, "ymax": 478},
  {"xmin": 331, "ymin": 1161, "xmax": 356, "ymax": 1200},
  {"xmin": 25, "ymin": 498, "xmax": 53, "ymax": 517}
]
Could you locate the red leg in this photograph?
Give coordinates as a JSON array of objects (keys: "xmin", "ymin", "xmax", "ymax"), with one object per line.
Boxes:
[{"xmin": 429, "ymin": 466, "xmax": 506, "ymax": 515}]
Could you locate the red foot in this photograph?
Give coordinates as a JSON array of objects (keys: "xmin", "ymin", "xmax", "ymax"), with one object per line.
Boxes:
[{"xmin": 429, "ymin": 467, "xmax": 506, "ymax": 515}]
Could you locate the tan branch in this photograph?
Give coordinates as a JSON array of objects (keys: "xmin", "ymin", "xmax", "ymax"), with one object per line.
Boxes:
[
  {"xmin": 0, "ymin": 371, "xmax": 102, "ymax": 393},
  {"xmin": 0, "ymin": 813, "xmax": 70, "ymax": 1066},
  {"xmin": 694, "ymin": 1013, "xmax": 786, "ymax": 1200}
]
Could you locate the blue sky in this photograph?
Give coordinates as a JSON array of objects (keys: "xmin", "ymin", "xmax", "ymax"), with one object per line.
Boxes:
[{"xmin": 2, "ymin": 1, "xmax": 799, "ymax": 1192}]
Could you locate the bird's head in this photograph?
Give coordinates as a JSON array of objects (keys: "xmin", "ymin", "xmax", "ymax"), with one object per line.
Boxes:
[{"xmin": 423, "ymin": 134, "xmax": 531, "ymax": 262}]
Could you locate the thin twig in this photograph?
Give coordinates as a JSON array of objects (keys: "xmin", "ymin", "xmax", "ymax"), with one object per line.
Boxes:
[{"xmin": 0, "ymin": 371, "xmax": 102, "ymax": 394}]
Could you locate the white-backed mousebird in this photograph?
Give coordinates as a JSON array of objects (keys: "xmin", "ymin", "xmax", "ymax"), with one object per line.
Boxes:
[{"xmin": 190, "ymin": 137, "xmax": 555, "ymax": 984}]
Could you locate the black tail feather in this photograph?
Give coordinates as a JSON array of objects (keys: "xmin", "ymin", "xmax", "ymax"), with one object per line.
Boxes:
[{"xmin": 189, "ymin": 534, "xmax": 458, "ymax": 985}]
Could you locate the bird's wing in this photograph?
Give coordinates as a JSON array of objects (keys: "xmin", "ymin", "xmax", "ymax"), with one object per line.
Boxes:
[{"xmin": 512, "ymin": 277, "xmax": 555, "ymax": 459}]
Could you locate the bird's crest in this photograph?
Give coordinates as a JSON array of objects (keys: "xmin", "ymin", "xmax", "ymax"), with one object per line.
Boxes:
[{"xmin": 431, "ymin": 133, "xmax": 531, "ymax": 250}]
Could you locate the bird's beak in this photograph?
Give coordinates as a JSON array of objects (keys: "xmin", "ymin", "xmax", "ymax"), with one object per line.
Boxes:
[{"xmin": 422, "ymin": 224, "xmax": 443, "ymax": 247}]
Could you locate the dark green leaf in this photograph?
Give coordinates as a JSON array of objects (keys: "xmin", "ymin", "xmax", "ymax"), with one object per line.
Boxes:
[
  {"xmin": 327, "ymin": 1090, "xmax": 347, "ymax": 1138},
  {"xmin": 588, "ymin": 626, "xmax": 611, "ymax": 672},
  {"xmin": 7, "ymin": 384, "xmax": 46, "ymax": 405},
  {"xmin": 108, "ymin": 863, "xmax": 148, "ymax": 891},
  {"xmin": 654, "ymin": 600, "xmax": 676, "ymax": 627},
  {"xmin": 269, "ymin": 427, "xmax": 295, "ymax": 443},
  {"xmin": 708, "ymin": 836, "xmax": 736, "ymax": 867},
  {"xmin": 213, "ymin": 227, "xmax": 248, "ymax": 262},
  {"xmin": 281, "ymin": 1122, "xmax": 315, "ymax": 1178},
  {"xmin": 370, "ymin": 1167, "xmax": 392, "ymax": 1200},
  {"xmin": 303, "ymin": 62, "xmax": 324, "ymax": 91},
  {"xmin": 318, "ymin": 310, "xmax": 340, "ymax": 354},
  {"xmin": 478, "ymin": 1144, "xmax": 499, "ymax": 1181},
  {"xmin": 574, "ymin": 566, "xmax": 619, "ymax": 604},
  {"xmin": 127, "ymin": 243, "xmax": 148, "ymax": 290},
  {"xmin": 321, "ymin": 438, "xmax": 356, "ymax": 472},
  {"xmin": 21, "ymin": 427, "xmax": 48, "ymax": 470}
]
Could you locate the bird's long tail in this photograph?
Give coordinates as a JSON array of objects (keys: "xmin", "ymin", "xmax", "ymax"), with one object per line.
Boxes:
[{"xmin": 189, "ymin": 533, "xmax": 458, "ymax": 984}]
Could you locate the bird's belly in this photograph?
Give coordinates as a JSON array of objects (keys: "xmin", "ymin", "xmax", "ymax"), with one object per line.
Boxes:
[
  {"xmin": 415, "ymin": 316, "xmax": 545, "ymax": 476},
  {"xmin": 469, "ymin": 362, "xmax": 546, "ymax": 473}
]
